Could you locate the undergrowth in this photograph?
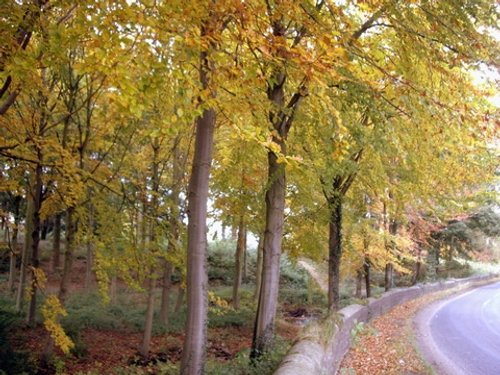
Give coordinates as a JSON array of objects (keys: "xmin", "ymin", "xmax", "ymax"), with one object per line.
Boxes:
[
  {"xmin": 0, "ymin": 297, "xmax": 37, "ymax": 374},
  {"xmin": 75, "ymin": 336, "xmax": 291, "ymax": 375}
]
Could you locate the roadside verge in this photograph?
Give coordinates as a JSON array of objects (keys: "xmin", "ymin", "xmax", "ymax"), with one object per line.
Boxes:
[{"xmin": 274, "ymin": 274, "xmax": 499, "ymax": 375}]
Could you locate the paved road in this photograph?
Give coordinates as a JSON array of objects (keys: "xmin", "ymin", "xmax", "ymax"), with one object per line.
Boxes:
[{"xmin": 415, "ymin": 281, "xmax": 500, "ymax": 375}]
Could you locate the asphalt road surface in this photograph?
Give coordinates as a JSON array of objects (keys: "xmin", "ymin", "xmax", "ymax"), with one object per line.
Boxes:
[{"xmin": 415, "ymin": 281, "xmax": 500, "ymax": 375}]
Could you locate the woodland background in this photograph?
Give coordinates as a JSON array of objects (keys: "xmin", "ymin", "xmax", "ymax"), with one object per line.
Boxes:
[{"xmin": 0, "ymin": 1, "xmax": 499, "ymax": 374}]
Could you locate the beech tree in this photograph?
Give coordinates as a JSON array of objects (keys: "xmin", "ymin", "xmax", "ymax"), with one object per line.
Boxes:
[
  {"xmin": 180, "ymin": 2, "xmax": 229, "ymax": 373},
  {"xmin": 0, "ymin": 0, "xmax": 497, "ymax": 372}
]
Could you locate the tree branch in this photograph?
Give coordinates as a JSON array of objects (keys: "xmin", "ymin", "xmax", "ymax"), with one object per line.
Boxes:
[
  {"xmin": 0, "ymin": 90, "xmax": 20, "ymax": 116},
  {"xmin": 349, "ymin": 4, "xmax": 390, "ymax": 44}
]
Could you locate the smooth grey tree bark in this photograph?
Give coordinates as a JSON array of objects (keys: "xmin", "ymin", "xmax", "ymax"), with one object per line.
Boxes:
[
  {"xmin": 141, "ymin": 140, "xmax": 160, "ymax": 357},
  {"xmin": 58, "ymin": 207, "xmax": 76, "ymax": 303},
  {"xmin": 159, "ymin": 260, "xmax": 173, "ymax": 326},
  {"xmin": 7, "ymin": 227, "xmax": 17, "ymax": 293},
  {"xmin": 385, "ymin": 220, "xmax": 398, "ymax": 291},
  {"xmin": 51, "ymin": 213, "xmax": 61, "ymax": 272},
  {"xmin": 251, "ymin": 134, "xmax": 287, "ymax": 359},
  {"xmin": 16, "ymin": 195, "xmax": 33, "ymax": 311},
  {"xmin": 160, "ymin": 137, "xmax": 183, "ymax": 327},
  {"xmin": 140, "ymin": 276, "xmax": 156, "ymax": 357},
  {"xmin": 85, "ymin": 204, "xmax": 94, "ymax": 291},
  {"xmin": 251, "ymin": 64, "xmax": 306, "ymax": 360},
  {"xmin": 180, "ymin": 22, "xmax": 217, "ymax": 374},
  {"xmin": 174, "ymin": 285, "xmax": 184, "ymax": 313},
  {"xmin": 7, "ymin": 196, "xmax": 21, "ymax": 293},
  {"xmin": 250, "ymin": 2, "xmax": 319, "ymax": 357},
  {"xmin": 253, "ymin": 233, "xmax": 264, "ymax": 302},
  {"xmin": 232, "ymin": 217, "xmax": 246, "ymax": 309}
]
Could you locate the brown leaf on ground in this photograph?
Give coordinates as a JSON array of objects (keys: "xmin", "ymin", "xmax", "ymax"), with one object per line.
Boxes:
[
  {"xmin": 340, "ymin": 291, "xmax": 456, "ymax": 375},
  {"xmin": 14, "ymin": 325, "xmax": 257, "ymax": 374}
]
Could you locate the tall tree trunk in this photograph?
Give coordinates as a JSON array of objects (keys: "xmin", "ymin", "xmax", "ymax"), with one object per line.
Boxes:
[
  {"xmin": 51, "ymin": 213, "xmax": 61, "ymax": 272},
  {"xmin": 412, "ymin": 261, "xmax": 421, "ymax": 285},
  {"xmin": 249, "ymin": 0, "xmax": 314, "ymax": 353},
  {"xmin": 140, "ymin": 276, "xmax": 156, "ymax": 357},
  {"xmin": 251, "ymin": 39, "xmax": 305, "ymax": 356},
  {"xmin": 110, "ymin": 275, "xmax": 118, "ymax": 304},
  {"xmin": 251, "ymin": 145, "xmax": 286, "ymax": 359},
  {"xmin": 412, "ymin": 246, "xmax": 422, "ymax": 285},
  {"xmin": 141, "ymin": 141, "xmax": 160, "ymax": 358},
  {"xmin": 327, "ymin": 197, "xmax": 342, "ymax": 310},
  {"xmin": 254, "ymin": 233, "xmax": 264, "ymax": 302},
  {"xmin": 27, "ymin": 161, "xmax": 43, "ymax": 326},
  {"xmin": 232, "ymin": 216, "xmax": 246, "ymax": 310},
  {"xmin": 180, "ymin": 41, "xmax": 216, "ymax": 375},
  {"xmin": 242, "ymin": 230, "xmax": 247, "ymax": 283},
  {"xmin": 16, "ymin": 195, "xmax": 33, "ymax": 311},
  {"xmin": 355, "ymin": 269, "xmax": 362, "ymax": 298},
  {"xmin": 364, "ymin": 255, "xmax": 371, "ymax": 298},
  {"xmin": 160, "ymin": 137, "xmax": 182, "ymax": 327},
  {"xmin": 58, "ymin": 207, "xmax": 76, "ymax": 303},
  {"xmin": 385, "ymin": 263, "xmax": 393, "ymax": 291},
  {"xmin": 159, "ymin": 260, "xmax": 173, "ymax": 326},
  {"xmin": 1, "ymin": 218, "xmax": 6, "ymax": 241},
  {"xmin": 384, "ymin": 220, "xmax": 397, "ymax": 291},
  {"xmin": 7, "ymin": 226, "xmax": 17, "ymax": 293},
  {"xmin": 85, "ymin": 240, "xmax": 93, "ymax": 291},
  {"xmin": 434, "ymin": 245, "xmax": 440, "ymax": 276},
  {"xmin": 6, "ymin": 195, "xmax": 22, "ymax": 293},
  {"xmin": 175, "ymin": 285, "xmax": 184, "ymax": 313},
  {"xmin": 7, "ymin": 199, "xmax": 20, "ymax": 293},
  {"xmin": 40, "ymin": 218, "xmax": 49, "ymax": 240},
  {"xmin": 85, "ymin": 205, "xmax": 94, "ymax": 291},
  {"xmin": 230, "ymin": 226, "xmax": 237, "ymax": 241}
]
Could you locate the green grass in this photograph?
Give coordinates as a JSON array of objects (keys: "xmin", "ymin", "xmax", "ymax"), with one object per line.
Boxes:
[
  {"xmin": 63, "ymin": 292, "xmax": 138, "ymax": 332},
  {"xmin": 212, "ymin": 284, "xmax": 254, "ymax": 301},
  {"xmin": 208, "ymin": 305, "xmax": 255, "ymax": 328},
  {"xmin": 61, "ymin": 284, "xmax": 260, "ymax": 339},
  {"xmin": 61, "ymin": 290, "xmax": 187, "ymax": 336}
]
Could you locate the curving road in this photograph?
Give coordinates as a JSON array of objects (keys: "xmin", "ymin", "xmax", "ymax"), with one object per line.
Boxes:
[{"xmin": 415, "ymin": 281, "xmax": 500, "ymax": 375}]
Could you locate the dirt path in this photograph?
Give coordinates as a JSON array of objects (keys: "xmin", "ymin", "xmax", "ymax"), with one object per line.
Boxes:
[{"xmin": 298, "ymin": 259, "xmax": 327, "ymax": 293}]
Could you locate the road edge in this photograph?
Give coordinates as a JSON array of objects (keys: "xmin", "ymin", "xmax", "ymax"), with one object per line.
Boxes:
[
  {"xmin": 274, "ymin": 274, "xmax": 499, "ymax": 375},
  {"xmin": 413, "ymin": 279, "xmax": 500, "ymax": 375}
]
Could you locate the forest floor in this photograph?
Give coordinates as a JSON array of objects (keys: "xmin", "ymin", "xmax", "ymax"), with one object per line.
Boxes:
[
  {"xmin": 16, "ymin": 322, "xmax": 260, "ymax": 374},
  {"xmin": 3, "ymin": 251, "xmax": 305, "ymax": 374},
  {"xmin": 4, "ymin": 241, "xmax": 492, "ymax": 374},
  {"xmin": 14, "ymin": 315, "xmax": 301, "ymax": 374}
]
